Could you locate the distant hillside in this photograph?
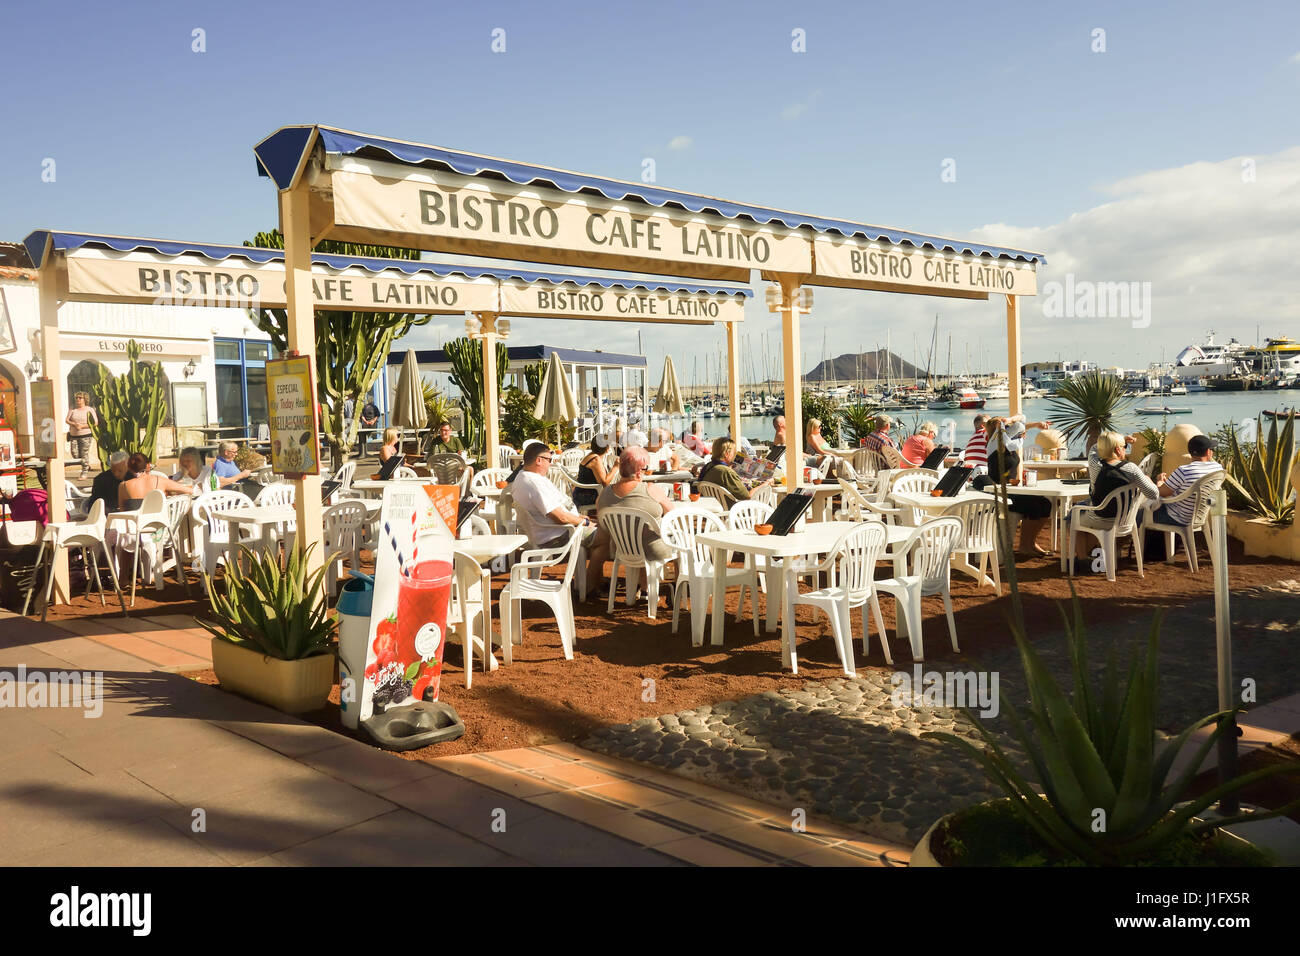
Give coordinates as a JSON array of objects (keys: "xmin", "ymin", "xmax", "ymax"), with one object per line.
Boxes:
[{"xmin": 806, "ymin": 349, "xmax": 922, "ymax": 382}]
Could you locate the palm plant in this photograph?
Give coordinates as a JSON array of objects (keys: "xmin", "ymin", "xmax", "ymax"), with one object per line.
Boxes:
[
  {"xmin": 197, "ymin": 545, "xmax": 336, "ymax": 660},
  {"xmin": 422, "ymin": 381, "xmax": 454, "ymax": 430},
  {"xmin": 839, "ymin": 403, "xmax": 879, "ymax": 446},
  {"xmin": 1047, "ymin": 371, "xmax": 1133, "ymax": 450},
  {"xmin": 1222, "ymin": 413, "xmax": 1297, "ymax": 523},
  {"xmin": 926, "ymin": 599, "xmax": 1300, "ymax": 866}
]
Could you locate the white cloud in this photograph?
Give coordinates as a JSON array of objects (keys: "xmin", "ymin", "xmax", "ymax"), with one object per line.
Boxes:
[
  {"xmin": 1289, "ymin": 50, "xmax": 1300, "ymax": 63},
  {"xmin": 667, "ymin": 135, "xmax": 693, "ymax": 151},
  {"xmin": 781, "ymin": 90, "xmax": 822, "ymax": 121}
]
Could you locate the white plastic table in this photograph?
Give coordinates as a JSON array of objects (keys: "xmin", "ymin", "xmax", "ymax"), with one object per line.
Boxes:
[
  {"xmin": 453, "ymin": 533, "xmax": 527, "ymax": 564},
  {"xmin": 223, "ymin": 505, "xmax": 298, "ymax": 566}
]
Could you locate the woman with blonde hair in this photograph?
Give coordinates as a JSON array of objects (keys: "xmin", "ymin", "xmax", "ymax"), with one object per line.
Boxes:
[
  {"xmin": 697, "ymin": 436, "xmax": 768, "ymax": 501},
  {"xmin": 1068, "ymin": 430, "xmax": 1158, "ymax": 567},
  {"xmin": 805, "ymin": 417, "xmax": 858, "ymax": 480},
  {"xmin": 379, "ymin": 427, "xmax": 402, "ymax": 464}
]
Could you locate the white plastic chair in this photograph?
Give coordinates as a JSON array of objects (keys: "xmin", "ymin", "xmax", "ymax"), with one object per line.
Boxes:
[
  {"xmin": 751, "ymin": 483, "xmax": 777, "ymax": 507},
  {"xmin": 192, "ymin": 490, "xmax": 255, "ymax": 583},
  {"xmin": 394, "ymin": 465, "xmax": 419, "ymax": 480},
  {"xmin": 786, "ymin": 522, "xmax": 890, "ymax": 673},
  {"xmin": 1068, "ymin": 485, "xmax": 1147, "ymax": 582},
  {"xmin": 113, "ymin": 490, "xmax": 192, "ymax": 606},
  {"xmin": 471, "ymin": 468, "xmax": 510, "ymax": 495},
  {"xmin": 498, "ymin": 525, "xmax": 584, "ymax": 662},
  {"xmin": 874, "ymin": 516, "xmax": 964, "ymax": 661},
  {"xmin": 64, "ymin": 481, "xmax": 90, "ymax": 520},
  {"xmin": 255, "ymin": 481, "xmax": 298, "ymax": 551},
  {"xmin": 836, "ymin": 477, "xmax": 900, "ymax": 524},
  {"xmin": 888, "ymin": 469, "xmax": 940, "ymax": 524},
  {"xmin": 697, "ymin": 482, "xmax": 737, "ymax": 510},
  {"xmin": 1141, "ymin": 472, "xmax": 1224, "ymax": 572},
  {"xmin": 334, "ymin": 460, "xmax": 358, "ymax": 499},
  {"xmin": 941, "ymin": 497, "xmax": 1002, "ymax": 595},
  {"xmin": 727, "ymin": 500, "xmax": 776, "ymax": 595},
  {"xmin": 498, "ymin": 444, "xmax": 516, "ymax": 470},
  {"xmin": 323, "ymin": 500, "xmax": 367, "ymax": 597},
  {"xmin": 600, "ymin": 506, "xmax": 672, "ymax": 619},
  {"xmin": 661, "ymin": 506, "xmax": 761, "ymax": 646},
  {"xmin": 21, "ymin": 499, "xmax": 126, "ymax": 621},
  {"xmin": 559, "ymin": 447, "xmax": 586, "ymax": 471},
  {"xmin": 448, "ymin": 549, "xmax": 491, "ymax": 688},
  {"xmin": 547, "ymin": 464, "xmax": 578, "ymax": 499},
  {"xmin": 428, "ymin": 453, "xmax": 468, "ymax": 489}
]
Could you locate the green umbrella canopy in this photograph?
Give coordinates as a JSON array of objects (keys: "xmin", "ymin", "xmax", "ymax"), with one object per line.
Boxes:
[
  {"xmin": 533, "ymin": 350, "xmax": 579, "ymax": 425},
  {"xmin": 391, "ymin": 349, "xmax": 429, "ymax": 430},
  {"xmin": 653, "ymin": 355, "xmax": 686, "ymax": 415}
]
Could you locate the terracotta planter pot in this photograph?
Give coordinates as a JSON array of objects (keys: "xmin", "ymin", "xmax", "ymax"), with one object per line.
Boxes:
[{"xmin": 210, "ymin": 638, "xmax": 335, "ymax": 714}]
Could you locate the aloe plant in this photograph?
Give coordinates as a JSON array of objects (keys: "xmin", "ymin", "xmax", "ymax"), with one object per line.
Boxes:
[
  {"xmin": 1046, "ymin": 370, "xmax": 1134, "ymax": 450},
  {"xmin": 88, "ymin": 339, "xmax": 167, "ymax": 467},
  {"xmin": 1222, "ymin": 413, "xmax": 1296, "ymax": 523},
  {"xmin": 197, "ymin": 544, "xmax": 336, "ymax": 660},
  {"xmin": 925, "ymin": 600, "xmax": 1300, "ymax": 866}
]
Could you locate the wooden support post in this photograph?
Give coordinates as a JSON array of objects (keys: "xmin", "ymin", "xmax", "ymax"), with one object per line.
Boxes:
[
  {"xmin": 725, "ymin": 320, "xmax": 742, "ymax": 447},
  {"xmin": 37, "ymin": 265, "xmax": 69, "ymax": 602},
  {"xmin": 279, "ymin": 185, "xmax": 324, "ymax": 573},
  {"xmin": 479, "ymin": 314, "xmax": 500, "ymax": 472},
  {"xmin": 1006, "ymin": 294, "xmax": 1022, "ymax": 417},
  {"xmin": 780, "ymin": 276, "xmax": 804, "ymax": 482}
]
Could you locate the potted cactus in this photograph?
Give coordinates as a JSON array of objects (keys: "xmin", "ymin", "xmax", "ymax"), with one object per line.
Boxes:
[
  {"xmin": 915, "ymin": 602, "xmax": 1300, "ymax": 866},
  {"xmin": 197, "ymin": 545, "xmax": 337, "ymax": 714}
]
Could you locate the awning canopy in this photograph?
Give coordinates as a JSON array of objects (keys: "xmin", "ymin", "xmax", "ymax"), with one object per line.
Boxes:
[
  {"xmin": 387, "ymin": 344, "xmax": 646, "ymax": 371},
  {"xmin": 253, "ymin": 125, "xmax": 1044, "ymax": 293},
  {"xmin": 22, "ymin": 231, "xmax": 750, "ymax": 322}
]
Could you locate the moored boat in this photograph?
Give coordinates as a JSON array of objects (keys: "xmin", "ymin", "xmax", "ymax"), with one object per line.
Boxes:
[{"xmin": 1136, "ymin": 406, "xmax": 1193, "ymax": 415}]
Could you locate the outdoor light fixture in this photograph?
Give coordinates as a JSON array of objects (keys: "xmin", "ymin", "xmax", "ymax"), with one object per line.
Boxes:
[
  {"xmin": 465, "ymin": 316, "xmax": 482, "ymax": 336},
  {"xmin": 183, "ymin": 357, "xmax": 197, "ymax": 379},
  {"xmin": 796, "ymin": 287, "xmax": 814, "ymax": 312},
  {"xmin": 764, "ymin": 283, "xmax": 783, "ymax": 313},
  {"xmin": 24, "ymin": 354, "xmax": 41, "ymax": 379},
  {"xmin": 496, "ymin": 318, "xmax": 511, "ymax": 338}
]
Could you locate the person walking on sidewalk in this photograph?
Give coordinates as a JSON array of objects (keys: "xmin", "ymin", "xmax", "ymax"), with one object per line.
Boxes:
[{"xmin": 65, "ymin": 392, "xmax": 99, "ymax": 476}]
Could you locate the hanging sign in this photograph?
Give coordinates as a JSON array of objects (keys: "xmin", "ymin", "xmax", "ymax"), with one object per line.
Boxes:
[
  {"xmin": 498, "ymin": 280, "xmax": 745, "ymax": 324},
  {"xmin": 813, "ymin": 236, "xmax": 1038, "ymax": 298},
  {"xmin": 29, "ymin": 379, "xmax": 57, "ymax": 460},
  {"xmin": 265, "ymin": 355, "xmax": 320, "ymax": 476}
]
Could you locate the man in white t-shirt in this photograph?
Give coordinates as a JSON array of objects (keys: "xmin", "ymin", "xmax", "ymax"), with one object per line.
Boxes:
[{"xmin": 509, "ymin": 442, "xmax": 592, "ymax": 547}]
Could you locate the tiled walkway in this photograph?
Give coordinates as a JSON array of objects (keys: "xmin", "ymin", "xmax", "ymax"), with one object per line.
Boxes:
[{"xmin": 0, "ymin": 610, "xmax": 910, "ymax": 866}]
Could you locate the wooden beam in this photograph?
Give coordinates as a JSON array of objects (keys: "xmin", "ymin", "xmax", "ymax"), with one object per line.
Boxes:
[
  {"xmin": 279, "ymin": 185, "xmax": 324, "ymax": 573},
  {"xmin": 37, "ymin": 265, "xmax": 69, "ymax": 602},
  {"xmin": 1006, "ymin": 294, "xmax": 1022, "ymax": 417},
  {"xmin": 780, "ymin": 276, "xmax": 804, "ymax": 484},
  {"xmin": 479, "ymin": 314, "xmax": 500, "ymax": 472},
  {"xmin": 725, "ymin": 319, "xmax": 742, "ymax": 447}
]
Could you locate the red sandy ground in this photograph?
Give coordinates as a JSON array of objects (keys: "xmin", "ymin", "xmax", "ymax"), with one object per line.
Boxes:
[{"xmin": 43, "ymin": 535, "xmax": 1299, "ymax": 760}]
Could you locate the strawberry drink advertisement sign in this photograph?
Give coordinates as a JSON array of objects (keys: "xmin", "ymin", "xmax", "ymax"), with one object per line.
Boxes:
[{"xmin": 359, "ymin": 482, "xmax": 460, "ymax": 721}]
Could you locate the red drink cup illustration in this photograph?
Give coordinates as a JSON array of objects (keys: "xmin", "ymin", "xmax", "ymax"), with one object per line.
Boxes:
[{"xmin": 395, "ymin": 559, "xmax": 453, "ymax": 703}]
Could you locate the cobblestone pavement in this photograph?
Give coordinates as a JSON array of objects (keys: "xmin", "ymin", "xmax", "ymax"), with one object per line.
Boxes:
[{"xmin": 584, "ymin": 584, "xmax": 1300, "ymax": 847}]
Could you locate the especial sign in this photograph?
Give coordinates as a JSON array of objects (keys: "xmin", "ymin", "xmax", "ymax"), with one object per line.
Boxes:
[{"xmin": 266, "ymin": 356, "xmax": 320, "ymax": 476}]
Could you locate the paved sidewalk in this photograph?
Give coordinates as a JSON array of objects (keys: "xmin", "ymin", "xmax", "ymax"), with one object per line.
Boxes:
[{"xmin": 0, "ymin": 611, "xmax": 909, "ymax": 866}]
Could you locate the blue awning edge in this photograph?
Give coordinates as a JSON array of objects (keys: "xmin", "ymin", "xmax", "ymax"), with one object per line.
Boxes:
[
  {"xmin": 19, "ymin": 231, "xmax": 754, "ymax": 298},
  {"xmin": 253, "ymin": 125, "xmax": 1046, "ymax": 264}
]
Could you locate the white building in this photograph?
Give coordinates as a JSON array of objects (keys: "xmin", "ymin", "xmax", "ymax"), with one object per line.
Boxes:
[{"xmin": 0, "ymin": 264, "xmax": 273, "ymax": 454}]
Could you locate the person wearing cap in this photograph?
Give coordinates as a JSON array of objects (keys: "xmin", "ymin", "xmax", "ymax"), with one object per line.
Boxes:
[
  {"xmin": 863, "ymin": 414, "xmax": 897, "ymax": 454},
  {"xmin": 1151, "ymin": 434, "xmax": 1222, "ymax": 526},
  {"xmin": 574, "ymin": 435, "xmax": 616, "ymax": 510}
]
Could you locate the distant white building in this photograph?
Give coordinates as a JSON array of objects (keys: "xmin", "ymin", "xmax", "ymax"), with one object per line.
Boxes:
[{"xmin": 0, "ymin": 264, "xmax": 273, "ymax": 453}]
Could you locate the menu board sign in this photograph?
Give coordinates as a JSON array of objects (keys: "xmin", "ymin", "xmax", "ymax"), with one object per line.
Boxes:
[{"xmin": 265, "ymin": 355, "xmax": 320, "ymax": 476}]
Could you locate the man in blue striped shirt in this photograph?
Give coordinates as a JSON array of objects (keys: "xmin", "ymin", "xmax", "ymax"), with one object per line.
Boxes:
[{"xmin": 1151, "ymin": 434, "xmax": 1223, "ymax": 525}]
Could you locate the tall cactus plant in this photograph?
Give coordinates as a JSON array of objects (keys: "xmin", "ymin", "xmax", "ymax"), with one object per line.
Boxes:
[
  {"xmin": 89, "ymin": 339, "xmax": 167, "ymax": 466},
  {"xmin": 445, "ymin": 337, "xmax": 509, "ymax": 456}
]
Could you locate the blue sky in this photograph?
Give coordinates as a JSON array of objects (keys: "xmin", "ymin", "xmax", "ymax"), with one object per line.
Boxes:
[{"xmin": 3, "ymin": 0, "xmax": 1297, "ymax": 377}]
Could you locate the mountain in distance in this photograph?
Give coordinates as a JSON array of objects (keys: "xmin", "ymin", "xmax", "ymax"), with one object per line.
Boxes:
[{"xmin": 805, "ymin": 349, "xmax": 923, "ymax": 382}]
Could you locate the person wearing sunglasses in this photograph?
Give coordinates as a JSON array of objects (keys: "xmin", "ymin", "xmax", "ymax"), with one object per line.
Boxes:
[{"xmin": 510, "ymin": 441, "xmax": 592, "ymax": 548}]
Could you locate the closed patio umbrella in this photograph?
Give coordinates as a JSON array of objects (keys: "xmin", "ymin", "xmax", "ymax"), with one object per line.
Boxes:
[
  {"xmin": 533, "ymin": 351, "xmax": 578, "ymax": 445},
  {"xmin": 653, "ymin": 355, "xmax": 686, "ymax": 415},
  {"xmin": 392, "ymin": 348, "xmax": 428, "ymax": 432}
]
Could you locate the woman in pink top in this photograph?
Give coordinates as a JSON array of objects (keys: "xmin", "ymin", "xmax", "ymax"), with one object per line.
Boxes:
[
  {"xmin": 65, "ymin": 392, "xmax": 99, "ymax": 476},
  {"xmin": 900, "ymin": 422, "xmax": 937, "ymax": 466}
]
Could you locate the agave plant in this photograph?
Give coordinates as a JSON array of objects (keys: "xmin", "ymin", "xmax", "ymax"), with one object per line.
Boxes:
[
  {"xmin": 197, "ymin": 545, "xmax": 336, "ymax": 661},
  {"xmin": 925, "ymin": 600, "xmax": 1300, "ymax": 866},
  {"xmin": 838, "ymin": 403, "xmax": 879, "ymax": 446},
  {"xmin": 1046, "ymin": 371, "xmax": 1134, "ymax": 450},
  {"xmin": 1222, "ymin": 413, "xmax": 1296, "ymax": 523}
]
